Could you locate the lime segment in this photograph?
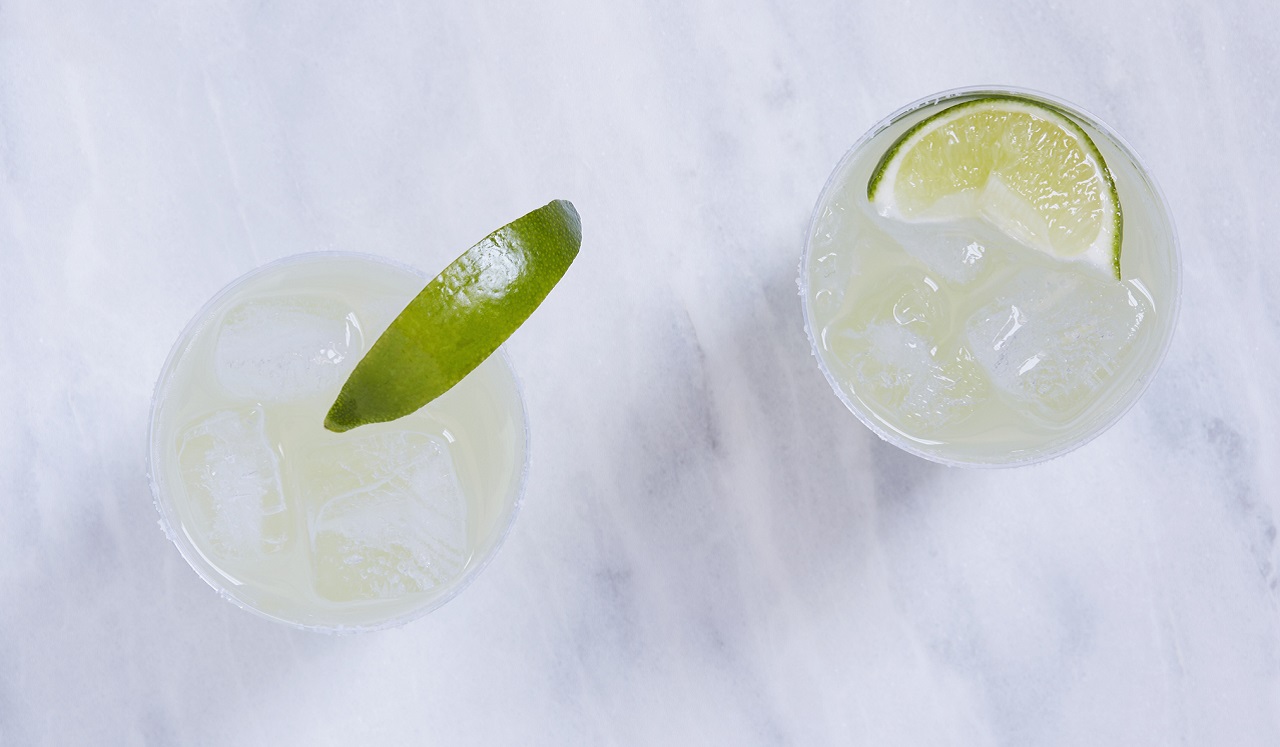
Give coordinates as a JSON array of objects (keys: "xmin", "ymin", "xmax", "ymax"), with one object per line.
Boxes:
[
  {"xmin": 325, "ymin": 200, "xmax": 581, "ymax": 432},
  {"xmin": 868, "ymin": 95, "xmax": 1122, "ymax": 278}
]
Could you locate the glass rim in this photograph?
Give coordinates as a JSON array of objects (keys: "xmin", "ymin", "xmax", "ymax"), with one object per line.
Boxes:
[
  {"xmin": 147, "ymin": 250, "xmax": 532, "ymax": 632},
  {"xmin": 799, "ymin": 84, "xmax": 1183, "ymax": 468}
]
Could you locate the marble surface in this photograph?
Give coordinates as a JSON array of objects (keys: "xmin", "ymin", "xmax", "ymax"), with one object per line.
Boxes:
[{"xmin": 3, "ymin": 0, "xmax": 1279, "ymax": 744}]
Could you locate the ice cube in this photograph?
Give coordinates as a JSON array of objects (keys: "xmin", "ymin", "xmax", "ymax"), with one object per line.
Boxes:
[
  {"xmin": 831, "ymin": 322, "xmax": 988, "ymax": 430},
  {"xmin": 306, "ymin": 431, "xmax": 468, "ymax": 602},
  {"xmin": 215, "ymin": 296, "xmax": 362, "ymax": 402},
  {"xmin": 964, "ymin": 265, "xmax": 1147, "ymax": 419},
  {"xmin": 178, "ymin": 408, "xmax": 288, "ymax": 559},
  {"xmin": 825, "ymin": 270, "xmax": 987, "ymax": 430},
  {"xmin": 874, "ymin": 216, "xmax": 1010, "ymax": 285}
]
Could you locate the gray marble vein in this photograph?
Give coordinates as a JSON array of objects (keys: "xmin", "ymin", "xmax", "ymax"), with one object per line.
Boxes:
[{"xmin": 3, "ymin": 0, "xmax": 1280, "ymax": 744}]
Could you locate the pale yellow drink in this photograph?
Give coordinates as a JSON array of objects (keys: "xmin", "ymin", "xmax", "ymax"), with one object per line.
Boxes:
[
  {"xmin": 149, "ymin": 253, "xmax": 527, "ymax": 630},
  {"xmin": 802, "ymin": 89, "xmax": 1180, "ymax": 465}
]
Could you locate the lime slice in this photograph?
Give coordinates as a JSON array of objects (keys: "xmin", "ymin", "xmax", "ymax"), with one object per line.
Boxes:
[
  {"xmin": 324, "ymin": 200, "xmax": 580, "ymax": 432},
  {"xmin": 868, "ymin": 95, "xmax": 1122, "ymax": 279}
]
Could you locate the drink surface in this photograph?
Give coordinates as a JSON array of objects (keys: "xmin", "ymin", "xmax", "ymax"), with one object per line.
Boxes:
[
  {"xmin": 803, "ymin": 90, "xmax": 1179, "ymax": 465},
  {"xmin": 150, "ymin": 254, "xmax": 527, "ymax": 630}
]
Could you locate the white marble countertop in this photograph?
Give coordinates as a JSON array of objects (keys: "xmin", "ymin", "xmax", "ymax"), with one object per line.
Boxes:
[{"xmin": 4, "ymin": 0, "xmax": 1279, "ymax": 744}]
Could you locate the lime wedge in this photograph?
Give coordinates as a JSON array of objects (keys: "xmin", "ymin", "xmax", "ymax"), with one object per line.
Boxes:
[
  {"xmin": 324, "ymin": 200, "xmax": 580, "ymax": 432},
  {"xmin": 868, "ymin": 95, "xmax": 1122, "ymax": 278}
]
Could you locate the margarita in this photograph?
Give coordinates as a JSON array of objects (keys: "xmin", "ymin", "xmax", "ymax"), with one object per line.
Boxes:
[
  {"xmin": 802, "ymin": 89, "xmax": 1180, "ymax": 466},
  {"xmin": 149, "ymin": 253, "xmax": 527, "ymax": 630}
]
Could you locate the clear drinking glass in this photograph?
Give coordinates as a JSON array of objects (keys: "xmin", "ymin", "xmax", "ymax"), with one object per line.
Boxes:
[
  {"xmin": 148, "ymin": 252, "xmax": 529, "ymax": 631},
  {"xmin": 800, "ymin": 86, "xmax": 1181, "ymax": 467}
]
